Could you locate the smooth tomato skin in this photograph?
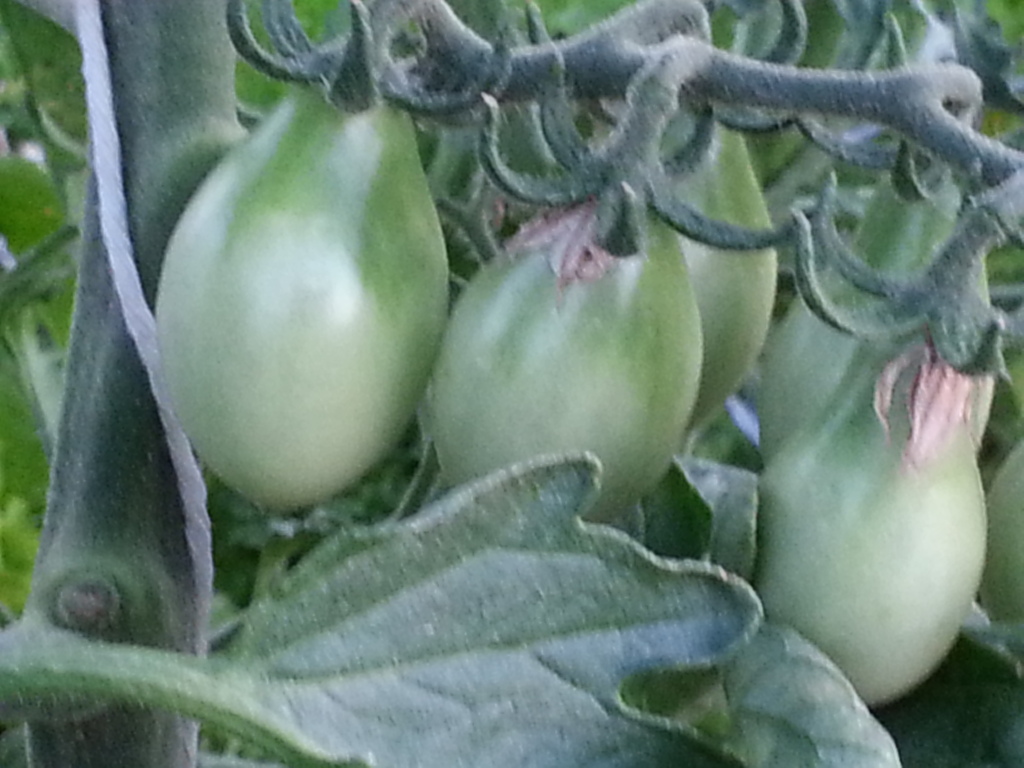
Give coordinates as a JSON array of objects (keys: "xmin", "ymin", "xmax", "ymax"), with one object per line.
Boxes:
[
  {"xmin": 755, "ymin": 357, "xmax": 986, "ymax": 706},
  {"xmin": 156, "ymin": 90, "xmax": 448, "ymax": 510},
  {"xmin": 678, "ymin": 128, "xmax": 776, "ymax": 430},
  {"xmin": 425, "ymin": 217, "xmax": 703, "ymax": 521},
  {"xmin": 980, "ymin": 439, "xmax": 1024, "ymax": 621}
]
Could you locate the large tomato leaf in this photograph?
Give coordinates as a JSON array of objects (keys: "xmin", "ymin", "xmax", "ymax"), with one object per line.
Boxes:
[
  {"xmin": 723, "ymin": 624, "xmax": 902, "ymax": 767},
  {"xmin": 0, "ymin": 725, "xmax": 28, "ymax": 768},
  {"xmin": 876, "ymin": 632, "xmax": 1024, "ymax": 767},
  {"xmin": 0, "ymin": 455, "xmax": 761, "ymax": 767},
  {"xmin": 638, "ymin": 460, "xmax": 714, "ymax": 562},
  {"xmin": 638, "ymin": 457, "xmax": 758, "ymax": 581},
  {"xmin": 681, "ymin": 457, "xmax": 758, "ymax": 582}
]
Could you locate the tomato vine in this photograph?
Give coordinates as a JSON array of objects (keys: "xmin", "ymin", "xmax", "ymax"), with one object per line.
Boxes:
[{"xmin": 1, "ymin": 0, "xmax": 1023, "ymax": 766}]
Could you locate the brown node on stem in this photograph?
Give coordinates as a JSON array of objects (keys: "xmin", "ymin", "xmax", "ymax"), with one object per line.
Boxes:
[{"xmin": 54, "ymin": 577, "xmax": 122, "ymax": 637}]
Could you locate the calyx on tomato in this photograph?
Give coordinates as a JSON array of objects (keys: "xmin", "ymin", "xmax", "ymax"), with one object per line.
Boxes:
[
  {"xmin": 156, "ymin": 89, "xmax": 449, "ymax": 510},
  {"xmin": 424, "ymin": 202, "xmax": 703, "ymax": 522}
]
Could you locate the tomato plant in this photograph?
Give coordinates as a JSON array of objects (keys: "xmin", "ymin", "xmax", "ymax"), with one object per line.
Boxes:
[
  {"xmin": 156, "ymin": 89, "xmax": 448, "ymax": 511},
  {"xmin": 425, "ymin": 205, "xmax": 703, "ymax": 521},
  {"xmin": 4, "ymin": 0, "xmax": 1024, "ymax": 767}
]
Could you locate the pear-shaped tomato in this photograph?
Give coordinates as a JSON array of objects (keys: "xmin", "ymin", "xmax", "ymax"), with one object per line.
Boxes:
[
  {"xmin": 980, "ymin": 438, "xmax": 1024, "ymax": 621},
  {"xmin": 424, "ymin": 205, "xmax": 703, "ymax": 521},
  {"xmin": 156, "ymin": 89, "xmax": 448, "ymax": 510},
  {"xmin": 679, "ymin": 128, "xmax": 776, "ymax": 430},
  {"xmin": 756, "ymin": 344, "xmax": 986, "ymax": 705}
]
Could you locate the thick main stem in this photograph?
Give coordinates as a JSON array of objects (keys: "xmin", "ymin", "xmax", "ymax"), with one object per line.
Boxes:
[{"xmin": 22, "ymin": 1, "xmax": 240, "ymax": 766}]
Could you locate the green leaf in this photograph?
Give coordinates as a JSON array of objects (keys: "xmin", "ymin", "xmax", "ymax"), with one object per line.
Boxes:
[
  {"xmin": 639, "ymin": 461, "xmax": 713, "ymax": 562},
  {"xmin": 0, "ymin": 157, "xmax": 62, "ymax": 253},
  {"xmin": 0, "ymin": 455, "xmax": 761, "ymax": 767},
  {"xmin": 5, "ymin": 305, "xmax": 66, "ymax": 455},
  {"xmin": 987, "ymin": 0, "xmax": 1024, "ymax": 42},
  {"xmin": 680, "ymin": 458, "xmax": 758, "ymax": 581},
  {"xmin": 0, "ymin": 350, "xmax": 48, "ymax": 509},
  {"xmin": 0, "ymin": 724, "xmax": 28, "ymax": 768},
  {"xmin": 723, "ymin": 623, "xmax": 901, "ymax": 768},
  {"xmin": 0, "ymin": 497, "xmax": 39, "ymax": 613},
  {"xmin": 876, "ymin": 633, "xmax": 1024, "ymax": 768},
  {"xmin": 0, "ymin": 0, "xmax": 86, "ymax": 162}
]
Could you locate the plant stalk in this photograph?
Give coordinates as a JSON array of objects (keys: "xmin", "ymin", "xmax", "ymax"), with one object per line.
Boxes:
[{"xmin": 20, "ymin": 0, "xmax": 240, "ymax": 766}]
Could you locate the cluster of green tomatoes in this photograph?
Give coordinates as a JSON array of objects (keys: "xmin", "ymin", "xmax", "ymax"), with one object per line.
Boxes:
[
  {"xmin": 155, "ymin": 89, "xmax": 766, "ymax": 521},
  {"xmin": 155, "ymin": 88, "xmax": 1024, "ymax": 710}
]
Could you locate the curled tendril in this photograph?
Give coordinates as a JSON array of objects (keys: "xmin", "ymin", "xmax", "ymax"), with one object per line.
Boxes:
[
  {"xmin": 380, "ymin": 13, "xmax": 513, "ymax": 116},
  {"xmin": 647, "ymin": 163, "xmax": 794, "ymax": 251},
  {"xmin": 797, "ymin": 119, "xmax": 898, "ymax": 170},
  {"xmin": 595, "ymin": 181, "xmax": 648, "ymax": 257},
  {"xmin": 645, "ymin": 102, "xmax": 788, "ymax": 253},
  {"xmin": 891, "ymin": 141, "xmax": 945, "ymax": 202},
  {"xmin": 809, "ymin": 179, "xmax": 920, "ymax": 300},
  {"xmin": 229, "ymin": 0, "xmax": 504, "ymax": 112},
  {"xmin": 525, "ymin": 4, "xmax": 591, "ymax": 171},
  {"xmin": 227, "ymin": 0, "xmax": 334, "ymax": 83},
  {"xmin": 261, "ymin": 0, "xmax": 315, "ymax": 58},
  {"xmin": 794, "ymin": 175, "xmax": 1015, "ymax": 374},
  {"xmin": 329, "ymin": 0, "xmax": 378, "ymax": 110},
  {"xmin": 715, "ymin": 110, "xmax": 793, "ymax": 134},
  {"xmin": 662, "ymin": 109, "xmax": 716, "ymax": 176},
  {"xmin": 434, "ymin": 195, "xmax": 503, "ymax": 264},
  {"xmin": 763, "ymin": 0, "xmax": 809, "ymax": 66},
  {"xmin": 478, "ymin": 93, "xmax": 605, "ymax": 205},
  {"xmin": 478, "ymin": 45, "xmax": 709, "ymax": 208},
  {"xmin": 795, "ymin": 183, "xmax": 928, "ymax": 337}
]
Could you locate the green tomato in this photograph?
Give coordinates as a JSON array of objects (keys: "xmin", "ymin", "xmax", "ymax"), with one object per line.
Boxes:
[
  {"xmin": 980, "ymin": 438, "xmax": 1024, "ymax": 621},
  {"xmin": 425, "ymin": 209, "xmax": 703, "ymax": 521},
  {"xmin": 156, "ymin": 89, "xmax": 448, "ymax": 510},
  {"xmin": 679, "ymin": 128, "xmax": 776, "ymax": 430},
  {"xmin": 758, "ymin": 176, "xmax": 964, "ymax": 459},
  {"xmin": 756, "ymin": 350, "xmax": 986, "ymax": 706}
]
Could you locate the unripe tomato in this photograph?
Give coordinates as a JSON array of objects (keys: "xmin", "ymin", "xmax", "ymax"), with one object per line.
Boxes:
[
  {"xmin": 156, "ymin": 90, "xmax": 448, "ymax": 510},
  {"xmin": 424, "ymin": 206, "xmax": 703, "ymax": 521},
  {"xmin": 980, "ymin": 438, "xmax": 1024, "ymax": 621},
  {"xmin": 758, "ymin": 178, "xmax": 961, "ymax": 458},
  {"xmin": 679, "ymin": 128, "xmax": 776, "ymax": 430},
  {"xmin": 756, "ymin": 347, "xmax": 986, "ymax": 705}
]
